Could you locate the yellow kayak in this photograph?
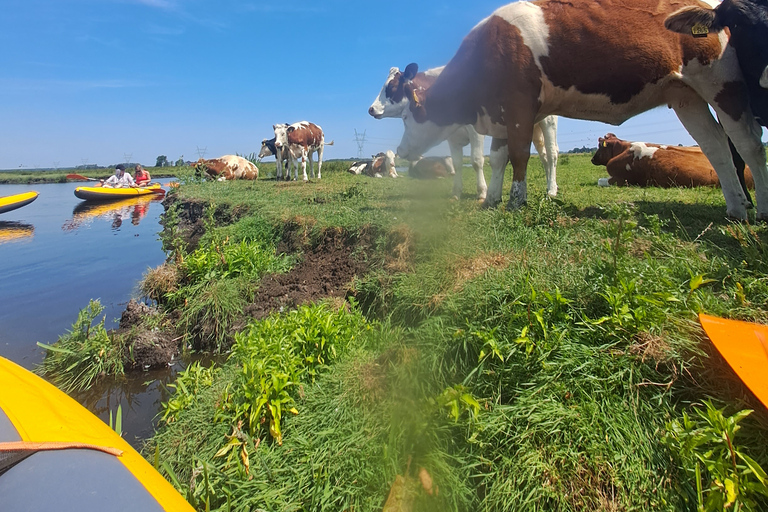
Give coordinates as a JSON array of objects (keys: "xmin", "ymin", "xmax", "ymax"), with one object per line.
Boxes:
[
  {"xmin": 74, "ymin": 184, "xmax": 165, "ymax": 202},
  {"xmin": 0, "ymin": 191, "xmax": 38, "ymax": 214},
  {"xmin": 699, "ymin": 313, "xmax": 768, "ymax": 410},
  {"xmin": 0, "ymin": 355, "xmax": 194, "ymax": 511}
]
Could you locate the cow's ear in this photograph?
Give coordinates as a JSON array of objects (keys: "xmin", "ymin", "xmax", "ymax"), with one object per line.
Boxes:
[
  {"xmin": 272, "ymin": 124, "xmax": 277, "ymax": 130},
  {"xmin": 664, "ymin": 6, "xmax": 723, "ymax": 35},
  {"xmin": 262, "ymin": 138, "xmax": 267, "ymax": 144},
  {"xmin": 287, "ymin": 126, "xmax": 295, "ymax": 133},
  {"xmin": 403, "ymin": 63, "xmax": 418, "ymax": 81}
]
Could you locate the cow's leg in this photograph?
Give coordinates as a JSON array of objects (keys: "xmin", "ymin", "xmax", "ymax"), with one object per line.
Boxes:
[
  {"xmin": 468, "ymin": 128, "xmax": 487, "ymax": 200},
  {"xmin": 447, "ymin": 139, "xmax": 464, "ymax": 200},
  {"xmin": 719, "ymin": 115, "xmax": 767, "ymax": 219},
  {"xmin": 316, "ymin": 146, "xmax": 323, "ymax": 180},
  {"xmin": 728, "ymin": 138, "xmax": 753, "ymax": 207},
  {"xmin": 276, "ymin": 148, "xmax": 283, "ymax": 180},
  {"xmin": 307, "ymin": 151, "xmax": 315, "ymax": 179},
  {"xmin": 483, "ymin": 138, "xmax": 509, "ymax": 208},
  {"xmin": 669, "ymin": 89, "xmax": 750, "ymax": 220},
  {"xmin": 538, "ymin": 115, "xmax": 559, "ymax": 198},
  {"xmin": 301, "ymin": 147, "xmax": 309, "ymax": 182},
  {"xmin": 506, "ymin": 117, "xmax": 535, "ymax": 210}
]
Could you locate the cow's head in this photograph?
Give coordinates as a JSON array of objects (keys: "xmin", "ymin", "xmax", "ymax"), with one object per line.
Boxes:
[
  {"xmin": 591, "ymin": 133, "xmax": 624, "ymax": 166},
  {"xmin": 258, "ymin": 138, "xmax": 275, "ymax": 158},
  {"xmin": 666, "ymin": 0, "xmax": 768, "ymax": 91},
  {"xmin": 273, "ymin": 124, "xmax": 289, "ymax": 149},
  {"xmin": 368, "ymin": 64, "xmax": 419, "ymax": 119}
]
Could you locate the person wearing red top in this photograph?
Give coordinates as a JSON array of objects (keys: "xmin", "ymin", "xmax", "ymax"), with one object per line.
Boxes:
[{"xmin": 134, "ymin": 164, "xmax": 151, "ymax": 187}]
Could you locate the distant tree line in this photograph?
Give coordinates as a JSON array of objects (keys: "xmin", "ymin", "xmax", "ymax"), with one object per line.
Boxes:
[{"xmin": 156, "ymin": 155, "xmax": 190, "ymax": 167}]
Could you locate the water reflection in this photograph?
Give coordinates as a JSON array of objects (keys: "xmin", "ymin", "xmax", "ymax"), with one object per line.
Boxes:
[
  {"xmin": 62, "ymin": 196, "xmax": 162, "ymax": 232},
  {"xmin": 0, "ymin": 221, "xmax": 35, "ymax": 244}
]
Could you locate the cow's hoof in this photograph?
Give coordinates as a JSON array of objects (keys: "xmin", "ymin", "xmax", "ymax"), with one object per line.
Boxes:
[
  {"xmin": 506, "ymin": 199, "xmax": 527, "ymax": 211},
  {"xmin": 480, "ymin": 199, "xmax": 500, "ymax": 209}
]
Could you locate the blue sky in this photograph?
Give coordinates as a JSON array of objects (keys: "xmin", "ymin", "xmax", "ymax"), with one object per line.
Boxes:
[{"xmin": 1, "ymin": 0, "xmax": 751, "ymax": 170}]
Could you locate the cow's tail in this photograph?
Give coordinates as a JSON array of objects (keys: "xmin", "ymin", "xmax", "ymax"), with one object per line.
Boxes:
[{"xmin": 325, "ymin": 140, "xmax": 335, "ymax": 146}]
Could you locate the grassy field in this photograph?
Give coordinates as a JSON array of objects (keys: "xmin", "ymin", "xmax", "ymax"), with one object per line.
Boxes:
[
  {"xmin": 0, "ymin": 167, "xmax": 178, "ymax": 184},
  {"xmin": 132, "ymin": 154, "xmax": 768, "ymax": 510}
]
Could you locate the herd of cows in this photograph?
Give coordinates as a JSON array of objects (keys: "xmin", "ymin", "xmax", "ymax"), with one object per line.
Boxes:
[{"xmin": 195, "ymin": 0, "xmax": 768, "ymax": 221}]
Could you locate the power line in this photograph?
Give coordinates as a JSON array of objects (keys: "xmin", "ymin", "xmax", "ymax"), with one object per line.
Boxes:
[{"xmin": 196, "ymin": 146, "xmax": 207, "ymax": 159}]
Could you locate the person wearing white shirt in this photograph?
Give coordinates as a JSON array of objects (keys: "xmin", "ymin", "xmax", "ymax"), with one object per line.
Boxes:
[{"xmin": 101, "ymin": 164, "xmax": 135, "ymax": 188}]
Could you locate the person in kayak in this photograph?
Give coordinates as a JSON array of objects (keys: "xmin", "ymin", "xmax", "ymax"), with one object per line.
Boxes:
[
  {"xmin": 101, "ymin": 164, "xmax": 135, "ymax": 188},
  {"xmin": 134, "ymin": 164, "xmax": 151, "ymax": 187}
]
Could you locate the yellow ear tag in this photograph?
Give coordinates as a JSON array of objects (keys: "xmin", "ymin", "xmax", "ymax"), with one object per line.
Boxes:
[
  {"xmin": 412, "ymin": 91, "xmax": 420, "ymax": 107},
  {"xmin": 602, "ymin": 141, "xmax": 607, "ymax": 148},
  {"xmin": 691, "ymin": 23, "xmax": 709, "ymax": 38}
]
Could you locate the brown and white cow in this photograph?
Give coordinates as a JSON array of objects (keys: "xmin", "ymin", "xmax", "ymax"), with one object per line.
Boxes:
[
  {"xmin": 592, "ymin": 133, "xmax": 754, "ymax": 189},
  {"xmin": 369, "ymin": 65, "xmax": 559, "ymax": 201},
  {"xmin": 348, "ymin": 150, "xmax": 398, "ymax": 178},
  {"xmin": 408, "ymin": 157, "xmax": 454, "ymax": 180},
  {"xmin": 273, "ymin": 121, "xmax": 333, "ymax": 182},
  {"xmin": 193, "ymin": 155, "xmax": 259, "ymax": 181},
  {"xmin": 396, "ymin": 0, "xmax": 768, "ymax": 221}
]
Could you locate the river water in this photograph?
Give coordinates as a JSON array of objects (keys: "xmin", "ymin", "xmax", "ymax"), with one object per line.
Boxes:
[{"xmin": 0, "ymin": 180, "xmax": 180, "ymax": 447}]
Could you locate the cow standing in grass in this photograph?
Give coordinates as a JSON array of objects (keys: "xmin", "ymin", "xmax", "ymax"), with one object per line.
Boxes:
[
  {"xmin": 592, "ymin": 133, "xmax": 754, "ymax": 189},
  {"xmin": 396, "ymin": 0, "xmax": 768, "ymax": 221},
  {"xmin": 258, "ymin": 136, "xmax": 290, "ymax": 180},
  {"xmin": 369, "ymin": 65, "xmax": 559, "ymax": 201},
  {"xmin": 273, "ymin": 122, "xmax": 333, "ymax": 182}
]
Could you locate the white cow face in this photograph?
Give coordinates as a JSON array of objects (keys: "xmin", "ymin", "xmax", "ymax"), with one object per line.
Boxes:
[
  {"xmin": 396, "ymin": 108, "xmax": 462, "ymax": 161},
  {"xmin": 761, "ymin": 66, "xmax": 768, "ymax": 89},
  {"xmin": 369, "ymin": 67, "xmax": 410, "ymax": 119},
  {"xmin": 273, "ymin": 124, "xmax": 289, "ymax": 149}
]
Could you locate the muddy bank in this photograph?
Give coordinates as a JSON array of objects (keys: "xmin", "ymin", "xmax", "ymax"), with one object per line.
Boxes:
[{"xmin": 119, "ymin": 197, "xmax": 386, "ymax": 366}]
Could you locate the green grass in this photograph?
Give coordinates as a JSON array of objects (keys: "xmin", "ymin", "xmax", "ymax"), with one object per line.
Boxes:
[{"xmin": 147, "ymin": 155, "xmax": 768, "ymax": 511}]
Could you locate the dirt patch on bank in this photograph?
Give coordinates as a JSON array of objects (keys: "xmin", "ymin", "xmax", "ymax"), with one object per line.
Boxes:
[{"xmin": 243, "ymin": 228, "xmax": 371, "ymax": 321}]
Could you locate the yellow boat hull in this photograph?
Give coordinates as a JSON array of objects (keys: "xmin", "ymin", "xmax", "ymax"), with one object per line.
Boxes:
[
  {"xmin": 74, "ymin": 184, "xmax": 164, "ymax": 201},
  {"xmin": 0, "ymin": 356, "xmax": 194, "ymax": 511},
  {"xmin": 0, "ymin": 191, "xmax": 38, "ymax": 214}
]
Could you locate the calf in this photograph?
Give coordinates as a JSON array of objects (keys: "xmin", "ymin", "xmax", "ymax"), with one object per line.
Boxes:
[
  {"xmin": 396, "ymin": 0, "xmax": 768, "ymax": 221},
  {"xmin": 273, "ymin": 121, "xmax": 334, "ymax": 182},
  {"xmin": 592, "ymin": 134, "xmax": 754, "ymax": 189},
  {"xmin": 194, "ymin": 155, "xmax": 259, "ymax": 181},
  {"xmin": 369, "ymin": 65, "xmax": 559, "ymax": 200},
  {"xmin": 408, "ymin": 157, "xmax": 454, "ymax": 179},
  {"xmin": 348, "ymin": 151, "xmax": 398, "ymax": 178},
  {"xmin": 258, "ymin": 136, "xmax": 290, "ymax": 180}
]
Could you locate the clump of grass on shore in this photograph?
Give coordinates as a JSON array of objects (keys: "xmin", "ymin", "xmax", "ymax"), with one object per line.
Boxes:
[{"xmin": 36, "ymin": 299, "xmax": 124, "ymax": 393}]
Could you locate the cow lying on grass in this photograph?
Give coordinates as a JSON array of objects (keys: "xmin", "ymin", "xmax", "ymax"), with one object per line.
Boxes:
[
  {"xmin": 408, "ymin": 157, "xmax": 454, "ymax": 179},
  {"xmin": 348, "ymin": 151, "xmax": 397, "ymax": 178},
  {"xmin": 592, "ymin": 134, "xmax": 754, "ymax": 191},
  {"xmin": 193, "ymin": 155, "xmax": 259, "ymax": 181}
]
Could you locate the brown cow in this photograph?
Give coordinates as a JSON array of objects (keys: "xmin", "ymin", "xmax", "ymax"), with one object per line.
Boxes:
[
  {"xmin": 273, "ymin": 121, "xmax": 334, "ymax": 182},
  {"xmin": 194, "ymin": 155, "xmax": 259, "ymax": 181},
  {"xmin": 396, "ymin": 0, "xmax": 768, "ymax": 221},
  {"xmin": 408, "ymin": 157, "xmax": 454, "ymax": 179},
  {"xmin": 592, "ymin": 133, "xmax": 754, "ymax": 189}
]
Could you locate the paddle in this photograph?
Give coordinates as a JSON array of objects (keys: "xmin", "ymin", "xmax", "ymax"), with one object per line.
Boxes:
[{"xmin": 66, "ymin": 173, "xmax": 101, "ymax": 182}]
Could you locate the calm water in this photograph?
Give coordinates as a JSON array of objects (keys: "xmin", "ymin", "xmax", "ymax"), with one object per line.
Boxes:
[{"xmin": 0, "ymin": 180, "xmax": 179, "ymax": 446}]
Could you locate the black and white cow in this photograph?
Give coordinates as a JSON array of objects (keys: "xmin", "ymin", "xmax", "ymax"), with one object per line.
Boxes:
[{"xmin": 258, "ymin": 136, "xmax": 291, "ymax": 180}]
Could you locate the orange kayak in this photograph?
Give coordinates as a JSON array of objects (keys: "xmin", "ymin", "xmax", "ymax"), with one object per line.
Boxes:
[{"xmin": 699, "ymin": 313, "xmax": 768, "ymax": 409}]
